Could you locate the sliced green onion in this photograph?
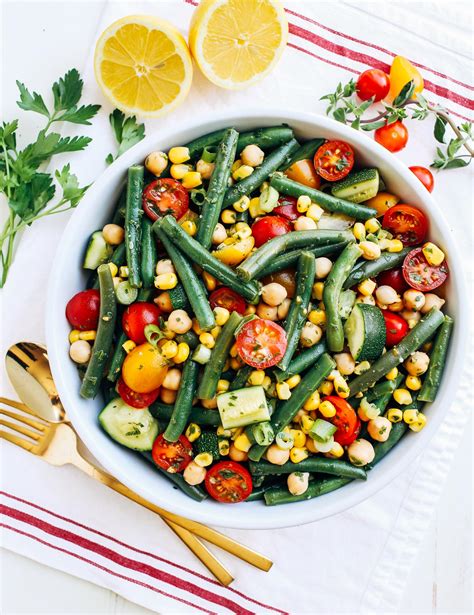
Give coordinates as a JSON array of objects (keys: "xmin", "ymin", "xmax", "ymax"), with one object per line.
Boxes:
[
  {"xmin": 309, "ymin": 419, "xmax": 337, "ymax": 443},
  {"xmin": 190, "ymin": 188, "xmax": 207, "ymax": 207},
  {"xmin": 144, "ymin": 324, "xmax": 166, "ymax": 348},
  {"xmin": 192, "ymin": 344, "xmax": 212, "ymax": 364},
  {"xmin": 312, "ymin": 436, "xmax": 334, "ymax": 453},
  {"xmin": 116, "ymin": 280, "xmax": 138, "ymax": 305},
  {"xmin": 259, "ymin": 185, "xmax": 279, "ymax": 213},
  {"xmin": 202, "ymin": 146, "xmax": 218, "ymax": 163},
  {"xmin": 246, "ymin": 422, "xmax": 274, "ymax": 446},
  {"xmin": 275, "ymin": 431, "xmax": 294, "ymax": 450}
]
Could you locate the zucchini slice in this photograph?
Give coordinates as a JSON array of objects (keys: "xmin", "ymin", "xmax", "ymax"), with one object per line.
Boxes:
[
  {"xmin": 99, "ymin": 398, "xmax": 159, "ymax": 451},
  {"xmin": 83, "ymin": 231, "xmax": 113, "ymax": 270},
  {"xmin": 331, "ymin": 169, "xmax": 379, "ymax": 204},
  {"xmin": 344, "ymin": 303, "xmax": 386, "ymax": 361}
]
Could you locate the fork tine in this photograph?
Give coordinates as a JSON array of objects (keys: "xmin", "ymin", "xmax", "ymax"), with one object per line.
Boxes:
[
  {"xmin": 0, "ymin": 397, "xmax": 42, "ymax": 417},
  {"xmin": 0, "ymin": 429, "xmax": 37, "ymax": 452},
  {"xmin": 0, "ymin": 418, "xmax": 43, "ymax": 441},
  {"xmin": 0, "ymin": 408, "xmax": 47, "ymax": 432}
]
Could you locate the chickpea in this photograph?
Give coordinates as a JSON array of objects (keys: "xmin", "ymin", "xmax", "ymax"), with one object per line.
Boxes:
[
  {"xmin": 359, "ymin": 241, "xmax": 381, "ymax": 260},
  {"xmin": 212, "ymin": 223, "xmax": 227, "ymax": 245},
  {"xmin": 240, "ymin": 144, "xmax": 264, "ymax": 167},
  {"xmin": 334, "ymin": 352, "xmax": 355, "ymax": 376},
  {"xmin": 183, "ymin": 461, "xmax": 207, "ymax": 485},
  {"xmin": 315, "ymin": 257, "xmax": 333, "ymax": 279},
  {"xmin": 261, "ymin": 282, "xmax": 287, "ymax": 307},
  {"xmin": 154, "ymin": 292, "xmax": 172, "ymax": 312},
  {"xmin": 405, "ymin": 351, "xmax": 430, "ymax": 376},
  {"xmin": 257, "ymin": 303, "xmax": 278, "ymax": 321},
  {"xmin": 156, "ymin": 259, "xmax": 175, "ymax": 276},
  {"xmin": 347, "ymin": 439, "xmax": 375, "ymax": 466},
  {"xmin": 277, "ymin": 297, "xmax": 291, "ymax": 320},
  {"xmin": 287, "ymin": 472, "xmax": 310, "ymax": 496},
  {"xmin": 300, "ymin": 322, "xmax": 322, "ymax": 347},
  {"xmin": 401, "ymin": 309, "xmax": 421, "ymax": 328},
  {"xmin": 162, "ymin": 368, "xmax": 182, "ymax": 391},
  {"xmin": 229, "ymin": 443, "xmax": 248, "ymax": 462},
  {"xmin": 69, "ymin": 340, "xmax": 91, "ymax": 364},
  {"xmin": 102, "ymin": 224, "xmax": 124, "ymax": 245},
  {"xmin": 167, "ymin": 309, "xmax": 192, "ymax": 334},
  {"xmin": 367, "ymin": 416, "xmax": 392, "ymax": 442},
  {"xmin": 421, "ymin": 293, "xmax": 445, "ymax": 314},
  {"xmin": 160, "ymin": 388, "xmax": 177, "ymax": 404},
  {"xmin": 356, "ymin": 294, "xmax": 376, "ymax": 306},
  {"xmin": 266, "ymin": 444, "xmax": 290, "ymax": 465},
  {"xmin": 387, "ymin": 300, "xmax": 404, "ymax": 312},
  {"xmin": 375, "ymin": 285, "xmax": 400, "ymax": 306},
  {"xmin": 294, "ymin": 216, "xmax": 317, "ymax": 231},
  {"xmin": 196, "ymin": 159, "xmax": 215, "ymax": 180},
  {"xmin": 145, "ymin": 151, "xmax": 168, "ymax": 176},
  {"xmin": 201, "ymin": 397, "xmax": 218, "ymax": 409},
  {"xmin": 403, "ymin": 289, "xmax": 426, "ymax": 311}
]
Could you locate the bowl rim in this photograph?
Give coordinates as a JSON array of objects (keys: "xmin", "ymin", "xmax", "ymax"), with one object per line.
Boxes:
[{"xmin": 46, "ymin": 108, "xmax": 468, "ymax": 529}]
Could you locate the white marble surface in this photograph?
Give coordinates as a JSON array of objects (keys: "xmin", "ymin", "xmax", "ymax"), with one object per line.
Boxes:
[{"xmin": 1, "ymin": 1, "xmax": 472, "ymax": 613}]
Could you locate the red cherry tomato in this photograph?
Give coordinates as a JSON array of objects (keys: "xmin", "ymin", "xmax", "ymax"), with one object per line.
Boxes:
[
  {"xmin": 142, "ymin": 178, "xmax": 189, "ymax": 221},
  {"xmin": 377, "ymin": 268, "xmax": 408, "ymax": 294},
  {"xmin": 374, "ymin": 121, "xmax": 408, "ymax": 152},
  {"xmin": 382, "ymin": 311, "xmax": 409, "ymax": 347},
  {"xmin": 273, "ymin": 195, "xmax": 300, "ymax": 221},
  {"xmin": 122, "ymin": 302, "xmax": 162, "ymax": 345},
  {"xmin": 403, "ymin": 247, "xmax": 448, "ymax": 291},
  {"xmin": 236, "ymin": 318, "xmax": 287, "ymax": 369},
  {"xmin": 209, "ymin": 287, "xmax": 246, "ymax": 314},
  {"xmin": 205, "ymin": 461, "xmax": 253, "ymax": 503},
  {"xmin": 313, "ymin": 140, "xmax": 355, "ymax": 181},
  {"xmin": 356, "ymin": 69, "xmax": 391, "ymax": 102},
  {"xmin": 323, "ymin": 397, "xmax": 360, "ymax": 446},
  {"xmin": 152, "ymin": 434, "xmax": 193, "ymax": 474},
  {"xmin": 117, "ymin": 377, "xmax": 160, "ymax": 409},
  {"xmin": 409, "ymin": 166, "xmax": 434, "ymax": 193},
  {"xmin": 383, "ymin": 204, "xmax": 428, "ymax": 246},
  {"xmin": 251, "ymin": 216, "xmax": 292, "ymax": 248},
  {"xmin": 66, "ymin": 289, "xmax": 100, "ymax": 330}
]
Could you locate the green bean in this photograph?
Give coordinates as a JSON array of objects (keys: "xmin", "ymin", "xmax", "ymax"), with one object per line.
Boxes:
[
  {"xmin": 278, "ymin": 252, "xmax": 315, "ymax": 371},
  {"xmin": 150, "ymin": 402, "xmax": 221, "ymax": 427},
  {"xmin": 418, "ymin": 315, "xmax": 454, "ymax": 402},
  {"xmin": 197, "ymin": 312, "xmax": 243, "ymax": 400},
  {"xmin": 280, "ymin": 138, "xmax": 325, "ymax": 170},
  {"xmin": 270, "ymin": 173, "xmax": 377, "ymax": 221},
  {"xmin": 229, "ymin": 365, "xmax": 253, "ymax": 391},
  {"xmin": 371, "ymin": 373, "xmax": 404, "ymax": 409},
  {"xmin": 80, "ymin": 265, "xmax": 117, "ymax": 399},
  {"xmin": 343, "ymin": 248, "xmax": 411, "ymax": 289},
  {"xmin": 124, "ymin": 165, "xmax": 144, "ymax": 288},
  {"xmin": 257, "ymin": 241, "xmax": 348, "ymax": 278},
  {"xmin": 154, "ymin": 215, "xmax": 260, "ymax": 303},
  {"xmin": 264, "ymin": 476, "xmax": 352, "ymax": 505},
  {"xmin": 365, "ymin": 379, "xmax": 397, "ymax": 402},
  {"xmin": 141, "ymin": 452, "xmax": 207, "ymax": 501},
  {"xmin": 349, "ymin": 308, "xmax": 445, "ymax": 396},
  {"xmin": 140, "ymin": 217, "xmax": 157, "ymax": 289},
  {"xmin": 175, "ymin": 330, "xmax": 199, "ymax": 349},
  {"xmin": 249, "ymin": 458, "xmax": 367, "ymax": 480},
  {"xmin": 164, "ymin": 359, "xmax": 200, "ymax": 442},
  {"xmin": 323, "ymin": 243, "xmax": 362, "ymax": 352},
  {"xmin": 237, "ymin": 230, "xmax": 353, "ymax": 281},
  {"xmin": 196, "ymin": 128, "xmax": 239, "ymax": 249},
  {"xmin": 155, "ymin": 228, "xmax": 215, "ymax": 331},
  {"xmin": 274, "ymin": 340, "xmax": 327, "ymax": 382},
  {"xmin": 222, "ymin": 139, "xmax": 300, "ymax": 208}
]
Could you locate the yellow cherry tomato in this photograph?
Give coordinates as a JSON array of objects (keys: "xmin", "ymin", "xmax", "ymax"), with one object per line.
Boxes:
[
  {"xmin": 212, "ymin": 236, "xmax": 255, "ymax": 266},
  {"xmin": 387, "ymin": 56, "xmax": 424, "ymax": 102},
  {"xmin": 364, "ymin": 192, "xmax": 400, "ymax": 217},
  {"xmin": 122, "ymin": 342, "xmax": 168, "ymax": 393},
  {"xmin": 285, "ymin": 159, "xmax": 321, "ymax": 189}
]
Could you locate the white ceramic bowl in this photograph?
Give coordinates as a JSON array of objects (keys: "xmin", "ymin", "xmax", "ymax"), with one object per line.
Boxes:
[{"xmin": 46, "ymin": 109, "xmax": 467, "ymax": 529}]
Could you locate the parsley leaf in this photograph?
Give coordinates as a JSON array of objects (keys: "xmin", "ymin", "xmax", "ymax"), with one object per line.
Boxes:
[
  {"xmin": 55, "ymin": 164, "xmax": 88, "ymax": 206},
  {"xmin": 16, "ymin": 81, "xmax": 50, "ymax": 117},
  {"xmin": 106, "ymin": 109, "xmax": 146, "ymax": 164}
]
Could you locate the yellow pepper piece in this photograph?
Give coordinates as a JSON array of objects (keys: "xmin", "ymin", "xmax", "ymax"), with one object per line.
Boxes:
[
  {"xmin": 212, "ymin": 236, "xmax": 255, "ymax": 266},
  {"xmin": 388, "ymin": 56, "xmax": 424, "ymax": 102}
]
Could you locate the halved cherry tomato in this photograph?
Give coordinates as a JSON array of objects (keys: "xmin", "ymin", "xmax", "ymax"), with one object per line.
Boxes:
[
  {"xmin": 382, "ymin": 311, "xmax": 409, "ymax": 347},
  {"xmin": 377, "ymin": 268, "xmax": 408, "ymax": 294},
  {"xmin": 323, "ymin": 397, "xmax": 360, "ymax": 446},
  {"xmin": 261, "ymin": 268, "xmax": 296, "ymax": 298},
  {"xmin": 66, "ymin": 289, "xmax": 100, "ymax": 330},
  {"xmin": 122, "ymin": 343, "xmax": 168, "ymax": 393},
  {"xmin": 152, "ymin": 434, "xmax": 192, "ymax": 474},
  {"xmin": 122, "ymin": 302, "xmax": 162, "ymax": 345},
  {"xmin": 313, "ymin": 140, "xmax": 354, "ymax": 181},
  {"xmin": 251, "ymin": 216, "xmax": 292, "ymax": 248},
  {"xmin": 205, "ymin": 461, "xmax": 253, "ymax": 503},
  {"xmin": 403, "ymin": 247, "xmax": 448, "ymax": 291},
  {"xmin": 117, "ymin": 377, "xmax": 160, "ymax": 409},
  {"xmin": 209, "ymin": 287, "xmax": 246, "ymax": 314},
  {"xmin": 374, "ymin": 121, "xmax": 408, "ymax": 152},
  {"xmin": 142, "ymin": 178, "xmax": 189, "ymax": 221},
  {"xmin": 273, "ymin": 195, "xmax": 300, "ymax": 221},
  {"xmin": 409, "ymin": 166, "xmax": 434, "ymax": 193},
  {"xmin": 356, "ymin": 69, "xmax": 390, "ymax": 102},
  {"xmin": 236, "ymin": 318, "xmax": 287, "ymax": 369},
  {"xmin": 383, "ymin": 204, "xmax": 428, "ymax": 246},
  {"xmin": 285, "ymin": 159, "xmax": 321, "ymax": 189}
]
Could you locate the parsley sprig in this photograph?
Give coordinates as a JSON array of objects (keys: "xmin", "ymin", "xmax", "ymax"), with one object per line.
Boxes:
[
  {"xmin": 105, "ymin": 109, "xmax": 145, "ymax": 165},
  {"xmin": 0, "ymin": 69, "xmax": 100, "ymax": 287},
  {"xmin": 321, "ymin": 79, "xmax": 474, "ymax": 170}
]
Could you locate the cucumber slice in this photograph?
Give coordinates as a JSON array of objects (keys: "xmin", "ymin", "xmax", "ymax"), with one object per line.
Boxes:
[
  {"xmin": 338, "ymin": 289, "xmax": 356, "ymax": 319},
  {"xmin": 169, "ymin": 284, "xmax": 191, "ymax": 310},
  {"xmin": 331, "ymin": 169, "xmax": 379, "ymax": 204},
  {"xmin": 99, "ymin": 398, "xmax": 159, "ymax": 451},
  {"xmin": 83, "ymin": 231, "xmax": 113, "ymax": 270},
  {"xmin": 344, "ymin": 303, "xmax": 386, "ymax": 362},
  {"xmin": 217, "ymin": 386, "xmax": 270, "ymax": 429}
]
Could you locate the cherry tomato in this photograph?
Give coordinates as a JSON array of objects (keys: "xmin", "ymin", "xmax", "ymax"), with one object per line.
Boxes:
[
  {"xmin": 236, "ymin": 318, "xmax": 287, "ymax": 369},
  {"xmin": 273, "ymin": 195, "xmax": 300, "ymax": 221},
  {"xmin": 152, "ymin": 434, "xmax": 192, "ymax": 474},
  {"xmin": 356, "ymin": 69, "xmax": 390, "ymax": 102},
  {"xmin": 66, "ymin": 289, "xmax": 100, "ymax": 331},
  {"xmin": 209, "ymin": 287, "xmax": 246, "ymax": 314},
  {"xmin": 117, "ymin": 377, "xmax": 160, "ymax": 409},
  {"xmin": 205, "ymin": 461, "xmax": 253, "ymax": 503},
  {"xmin": 285, "ymin": 159, "xmax": 321, "ymax": 189},
  {"xmin": 251, "ymin": 216, "xmax": 292, "ymax": 248},
  {"xmin": 374, "ymin": 121, "xmax": 408, "ymax": 152},
  {"xmin": 261, "ymin": 268, "xmax": 296, "ymax": 298},
  {"xmin": 382, "ymin": 311, "xmax": 409, "ymax": 347},
  {"xmin": 383, "ymin": 204, "xmax": 428, "ymax": 246},
  {"xmin": 377, "ymin": 268, "xmax": 408, "ymax": 294},
  {"xmin": 313, "ymin": 141, "xmax": 354, "ymax": 181},
  {"xmin": 142, "ymin": 178, "xmax": 189, "ymax": 221},
  {"xmin": 323, "ymin": 397, "xmax": 360, "ymax": 446},
  {"xmin": 403, "ymin": 247, "xmax": 448, "ymax": 291},
  {"xmin": 122, "ymin": 343, "xmax": 168, "ymax": 393},
  {"xmin": 409, "ymin": 166, "xmax": 434, "ymax": 193},
  {"xmin": 122, "ymin": 302, "xmax": 162, "ymax": 345}
]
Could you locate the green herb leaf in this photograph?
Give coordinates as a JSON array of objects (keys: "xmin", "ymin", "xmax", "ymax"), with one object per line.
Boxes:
[
  {"xmin": 361, "ymin": 120, "xmax": 386, "ymax": 131},
  {"xmin": 16, "ymin": 81, "xmax": 50, "ymax": 117},
  {"xmin": 55, "ymin": 164, "xmax": 88, "ymax": 206},
  {"xmin": 434, "ymin": 116, "xmax": 447, "ymax": 143},
  {"xmin": 106, "ymin": 109, "xmax": 145, "ymax": 164},
  {"xmin": 9, "ymin": 173, "xmax": 55, "ymax": 221},
  {"xmin": 57, "ymin": 104, "xmax": 101, "ymax": 125},
  {"xmin": 52, "ymin": 68, "xmax": 83, "ymax": 111},
  {"xmin": 393, "ymin": 80, "xmax": 415, "ymax": 107}
]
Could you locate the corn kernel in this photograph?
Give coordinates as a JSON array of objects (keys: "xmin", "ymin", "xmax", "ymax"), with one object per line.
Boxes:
[
  {"xmin": 168, "ymin": 146, "xmax": 190, "ymax": 164},
  {"xmin": 69, "ymin": 330, "xmax": 80, "ymax": 343},
  {"xmin": 312, "ymin": 282, "xmax": 325, "ymax": 301},
  {"xmin": 387, "ymin": 408, "xmax": 403, "ymax": 423},
  {"xmin": 289, "ymin": 429, "xmax": 306, "ymax": 448},
  {"xmin": 319, "ymin": 400, "xmax": 337, "ymax": 418},
  {"xmin": 409, "ymin": 412, "xmax": 427, "ymax": 432},
  {"xmin": 173, "ymin": 342, "xmax": 190, "ymax": 364},
  {"xmin": 319, "ymin": 380, "xmax": 334, "ymax": 396},
  {"xmin": 217, "ymin": 426, "xmax": 232, "ymax": 437},
  {"xmin": 394, "ymin": 388, "xmax": 412, "ymax": 405},
  {"xmin": 234, "ymin": 433, "xmax": 252, "ymax": 452},
  {"xmin": 185, "ymin": 423, "xmax": 201, "ymax": 442},
  {"xmin": 221, "ymin": 209, "xmax": 237, "ymax": 225},
  {"xmin": 326, "ymin": 442, "xmax": 344, "ymax": 459},
  {"xmin": 290, "ymin": 447, "xmax": 309, "ymax": 463},
  {"xmin": 249, "ymin": 197, "xmax": 264, "ymax": 218},
  {"xmin": 194, "ymin": 452, "xmax": 213, "ymax": 467},
  {"xmin": 353, "ymin": 222, "xmax": 366, "ymax": 241},
  {"xmin": 365, "ymin": 218, "xmax": 381, "ymax": 234},
  {"xmin": 358, "ymin": 278, "xmax": 376, "ymax": 297},
  {"xmin": 182, "ymin": 220, "xmax": 197, "ymax": 236},
  {"xmin": 405, "ymin": 375, "xmax": 422, "ymax": 391},
  {"xmin": 387, "ymin": 239, "xmax": 404, "ymax": 253},
  {"xmin": 170, "ymin": 163, "xmax": 191, "ymax": 179},
  {"xmin": 154, "ymin": 272, "xmax": 178, "ymax": 290},
  {"xmin": 354, "ymin": 360, "xmax": 371, "ymax": 375},
  {"xmin": 112, "ymin": 277, "xmax": 122, "ymax": 290},
  {"xmin": 359, "ymin": 240, "xmax": 381, "ymax": 260},
  {"xmin": 233, "ymin": 164, "xmax": 254, "ymax": 181},
  {"xmin": 122, "ymin": 340, "xmax": 136, "ymax": 353},
  {"xmin": 248, "ymin": 370, "xmax": 265, "ymax": 386},
  {"xmin": 285, "ymin": 374, "xmax": 301, "ymax": 389},
  {"xmin": 199, "ymin": 272, "xmax": 216, "ymax": 293},
  {"xmin": 182, "ymin": 171, "xmax": 202, "ymax": 189},
  {"xmin": 296, "ymin": 195, "xmax": 311, "ymax": 213},
  {"xmin": 244, "ymin": 304, "xmax": 256, "ymax": 316},
  {"xmin": 230, "ymin": 427, "xmax": 244, "ymax": 439},
  {"xmin": 276, "ymin": 382, "xmax": 292, "ymax": 400},
  {"xmin": 307, "ymin": 204, "xmax": 324, "ymax": 221},
  {"xmin": 119, "ymin": 266, "xmax": 129, "ymax": 278},
  {"xmin": 385, "ymin": 367, "xmax": 399, "ymax": 381},
  {"xmin": 233, "ymin": 195, "xmax": 250, "ymax": 212},
  {"xmin": 334, "ymin": 374, "xmax": 350, "ymax": 398},
  {"xmin": 217, "ymin": 379, "xmax": 230, "ymax": 393},
  {"xmin": 79, "ymin": 330, "xmax": 96, "ymax": 341},
  {"xmin": 403, "ymin": 408, "xmax": 419, "ymax": 424},
  {"xmin": 161, "ymin": 340, "xmax": 178, "ymax": 359},
  {"xmin": 107, "ymin": 262, "xmax": 118, "ymax": 278},
  {"xmin": 231, "ymin": 160, "xmax": 242, "ymax": 173},
  {"xmin": 308, "ymin": 308, "xmax": 326, "ymax": 326},
  {"xmin": 213, "ymin": 306, "xmax": 230, "ymax": 326},
  {"xmin": 303, "ymin": 390, "xmax": 320, "ymax": 411},
  {"xmin": 422, "ymin": 242, "xmax": 445, "ymax": 266},
  {"xmin": 230, "ymin": 357, "xmax": 243, "ymax": 370},
  {"xmin": 199, "ymin": 332, "xmax": 215, "ymax": 349},
  {"xmin": 300, "ymin": 414, "xmax": 315, "ymax": 434},
  {"xmin": 219, "ymin": 439, "xmax": 230, "ymax": 456},
  {"xmin": 208, "ymin": 326, "xmax": 220, "ymax": 340}
]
